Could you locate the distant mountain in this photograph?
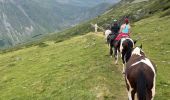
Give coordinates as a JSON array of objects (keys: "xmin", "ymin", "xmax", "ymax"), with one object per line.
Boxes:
[
  {"xmin": 56, "ymin": 0, "xmax": 118, "ymax": 7},
  {"xmin": 0, "ymin": 0, "xmax": 120, "ymax": 48}
]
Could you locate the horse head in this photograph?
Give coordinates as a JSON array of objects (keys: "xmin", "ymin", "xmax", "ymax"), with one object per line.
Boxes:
[
  {"xmin": 131, "ymin": 44, "xmax": 145, "ymax": 57},
  {"xmin": 119, "ymin": 37, "xmax": 136, "ymax": 73},
  {"xmin": 120, "ymin": 38, "xmax": 136, "ymax": 62}
]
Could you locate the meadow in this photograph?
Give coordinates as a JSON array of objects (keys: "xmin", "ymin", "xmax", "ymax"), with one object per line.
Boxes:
[
  {"xmin": 0, "ymin": 0, "xmax": 170, "ymax": 99},
  {"xmin": 0, "ymin": 33, "xmax": 127, "ymax": 99},
  {"xmin": 0, "ymin": 14, "xmax": 170, "ymax": 99}
]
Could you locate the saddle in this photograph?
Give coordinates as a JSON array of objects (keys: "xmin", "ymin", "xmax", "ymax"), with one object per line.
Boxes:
[
  {"xmin": 113, "ymin": 33, "xmax": 129, "ymax": 48},
  {"xmin": 115, "ymin": 33, "xmax": 129, "ymax": 41}
]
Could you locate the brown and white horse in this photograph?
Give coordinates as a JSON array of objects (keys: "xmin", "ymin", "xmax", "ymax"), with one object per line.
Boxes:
[
  {"xmin": 125, "ymin": 46, "xmax": 156, "ymax": 100},
  {"xmin": 119, "ymin": 37, "xmax": 136, "ymax": 73}
]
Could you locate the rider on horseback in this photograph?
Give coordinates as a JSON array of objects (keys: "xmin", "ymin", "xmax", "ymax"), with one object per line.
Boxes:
[
  {"xmin": 107, "ymin": 19, "xmax": 120, "ymax": 43},
  {"xmin": 108, "ymin": 19, "xmax": 121, "ymax": 59},
  {"xmin": 111, "ymin": 19, "xmax": 120, "ymax": 35},
  {"xmin": 120, "ymin": 18, "xmax": 131, "ymax": 35},
  {"xmin": 114, "ymin": 18, "xmax": 131, "ymax": 46}
]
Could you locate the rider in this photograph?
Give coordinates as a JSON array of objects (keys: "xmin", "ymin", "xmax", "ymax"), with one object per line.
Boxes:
[
  {"xmin": 119, "ymin": 18, "xmax": 131, "ymax": 36},
  {"xmin": 108, "ymin": 19, "xmax": 120, "ymax": 58},
  {"xmin": 111, "ymin": 19, "xmax": 120, "ymax": 35},
  {"xmin": 114, "ymin": 18, "xmax": 131, "ymax": 42},
  {"xmin": 107, "ymin": 19, "xmax": 120, "ymax": 43}
]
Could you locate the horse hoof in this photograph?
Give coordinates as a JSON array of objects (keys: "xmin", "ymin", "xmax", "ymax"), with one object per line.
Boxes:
[{"xmin": 122, "ymin": 71, "xmax": 125, "ymax": 74}]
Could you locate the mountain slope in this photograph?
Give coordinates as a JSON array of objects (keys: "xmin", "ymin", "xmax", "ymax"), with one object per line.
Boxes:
[
  {"xmin": 0, "ymin": 0, "xmax": 169, "ymax": 99},
  {"xmin": 0, "ymin": 33, "xmax": 127, "ymax": 99},
  {"xmin": 56, "ymin": 0, "xmax": 119, "ymax": 7},
  {"xmin": 0, "ymin": 13, "xmax": 170, "ymax": 99},
  {"xmin": 0, "ymin": 0, "xmax": 118, "ymax": 48}
]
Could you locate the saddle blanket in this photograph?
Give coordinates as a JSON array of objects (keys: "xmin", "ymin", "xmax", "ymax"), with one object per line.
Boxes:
[{"xmin": 115, "ymin": 33, "xmax": 129, "ymax": 41}]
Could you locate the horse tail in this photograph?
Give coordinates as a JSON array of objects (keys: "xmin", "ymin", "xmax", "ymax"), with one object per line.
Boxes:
[{"xmin": 137, "ymin": 70, "xmax": 147, "ymax": 100}]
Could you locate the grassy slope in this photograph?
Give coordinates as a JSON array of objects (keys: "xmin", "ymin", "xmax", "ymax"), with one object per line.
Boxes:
[
  {"xmin": 0, "ymin": 14, "xmax": 170, "ymax": 100},
  {"xmin": 0, "ymin": 14, "xmax": 170, "ymax": 99},
  {"xmin": 0, "ymin": 0, "xmax": 170, "ymax": 99},
  {"xmin": 0, "ymin": 33, "xmax": 127, "ymax": 100}
]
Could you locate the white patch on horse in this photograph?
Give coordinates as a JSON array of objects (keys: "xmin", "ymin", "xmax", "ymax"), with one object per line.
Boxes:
[
  {"xmin": 132, "ymin": 47, "xmax": 142, "ymax": 56},
  {"xmin": 131, "ymin": 58, "xmax": 156, "ymax": 74},
  {"xmin": 122, "ymin": 63, "xmax": 125, "ymax": 73},
  {"xmin": 126, "ymin": 76, "xmax": 133, "ymax": 100},
  {"xmin": 105, "ymin": 29, "xmax": 112, "ymax": 40},
  {"xmin": 120, "ymin": 38, "xmax": 126, "ymax": 53},
  {"xmin": 115, "ymin": 50, "xmax": 119, "ymax": 64},
  {"xmin": 151, "ymin": 75, "xmax": 156, "ymax": 100}
]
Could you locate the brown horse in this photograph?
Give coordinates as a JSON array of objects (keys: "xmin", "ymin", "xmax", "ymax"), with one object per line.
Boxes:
[
  {"xmin": 109, "ymin": 36, "xmax": 137, "ymax": 74},
  {"xmin": 125, "ymin": 46, "xmax": 156, "ymax": 100}
]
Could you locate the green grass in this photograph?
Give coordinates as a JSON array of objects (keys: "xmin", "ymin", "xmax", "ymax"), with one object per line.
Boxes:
[
  {"xmin": 0, "ymin": 0, "xmax": 170, "ymax": 99},
  {"xmin": 0, "ymin": 33, "xmax": 127, "ymax": 100},
  {"xmin": 0, "ymin": 14, "xmax": 170, "ymax": 99}
]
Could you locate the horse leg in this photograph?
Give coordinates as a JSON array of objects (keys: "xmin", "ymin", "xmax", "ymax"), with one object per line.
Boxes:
[
  {"xmin": 151, "ymin": 76, "xmax": 156, "ymax": 100},
  {"xmin": 110, "ymin": 43, "xmax": 113, "ymax": 57},
  {"xmin": 145, "ymin": 75, "xmax": 156, "ymax": 100},
  {"xmin": 121, "ymin": 51, "xmax": 126, "ymax": 74},
  {"xmin": 131, "ymin": 89, "xmax": 136, "ymax": 100},
  {"xmin": 110, "ymin": 46, "xmax": 113, "ymax": 57},
  {"xmin": 126, "ymin": 77, "xmax": 133, "ymax": 100},
  {"xmin": 128, "ymin": 88, "xmax": 132, "ymax": 100},
  {"xmin": 120, "ymin": 42, "xmax": 123, "ymax": 53},
  {"xmin": 146, "ymin": 90, "xmax": 152, "ymax": 100},
  {"xmin": 114, "ymin": 47, "xmax": 118, "ymax": 64}
]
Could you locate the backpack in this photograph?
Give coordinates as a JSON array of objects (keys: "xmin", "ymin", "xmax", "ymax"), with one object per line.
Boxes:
[{"xmin": 111, "ymin": 24, "xmax": 120, "ymax": 34}]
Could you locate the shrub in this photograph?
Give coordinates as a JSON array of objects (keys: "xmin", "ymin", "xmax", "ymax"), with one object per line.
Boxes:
[
  {"xmin": 37, "ymin": 42, "xmax": 49, "ymax": 47},
  {"xmin": 160, "ymin": 9, "xmax": 170, "ymax": 17}
]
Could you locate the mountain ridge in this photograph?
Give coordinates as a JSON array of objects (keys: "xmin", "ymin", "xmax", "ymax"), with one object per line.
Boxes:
[{"xmin": 0, "ymin": 0, "xmax": 118, "ymax": 49}]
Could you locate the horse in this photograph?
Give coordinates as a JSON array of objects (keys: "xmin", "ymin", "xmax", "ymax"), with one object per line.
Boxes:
[
  {"xmin": 119, "ymin": 37, "xmax": 136, "ymax": 73},
  {"xmin": 104, "ymin": 29, "xmax": 112, "ymax": 43},
  {"xmin": 125, "ymin": 46, "xmax": 156, "ymax": 100},
  {"xmin": 109, "ymin": 33, "xmax": 136, "ymax": 73}
]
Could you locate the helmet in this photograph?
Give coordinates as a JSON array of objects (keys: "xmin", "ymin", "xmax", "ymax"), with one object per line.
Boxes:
[
  {"xmin": 113, "ymin": 19, "xmax": 117, "ymax": 22},
  {"xmin": 125, "ymin": 18, "xmax": 129, "ymax": 23}
]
